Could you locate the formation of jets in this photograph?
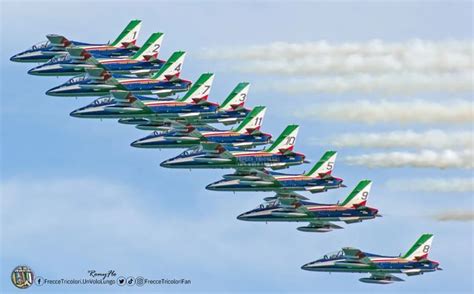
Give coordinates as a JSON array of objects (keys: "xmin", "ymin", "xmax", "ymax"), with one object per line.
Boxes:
[{"xmin": 11, "ymin": 20, "xmax": 441, "ymax": 285}]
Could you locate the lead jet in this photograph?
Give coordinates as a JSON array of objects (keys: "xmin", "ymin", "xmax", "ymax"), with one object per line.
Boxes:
[
  {"xmin": 28, "ymin": 32, "xmax": 165, "ymax": 76},
  {"xmin": 126, "ymin": 82, "xmax": 252, "ymax": 131},
  {"xmin": 302, "ymin": 234, "xmax": 441, "ymax": 284},
  {"xmin": 46, "ymin": 51, "xmax": 190, "ymax": 97},
  {"xmin": 130, "ymin": 106, "xmax": 271, "ymax": 149},
  {"xmin": 206, "ymin": 151, "xmax": 343, "ymax": 193},
  {"xmin": 237, "ymin": 180, "xmax": 378, "ymax": 232},
  {"xmin": 11, "ymin": 20, "xmax": 142, "ymax": 63},
  {"xmin": 160, "ymin": 125, "xmax": 305, "ymax": 170}
]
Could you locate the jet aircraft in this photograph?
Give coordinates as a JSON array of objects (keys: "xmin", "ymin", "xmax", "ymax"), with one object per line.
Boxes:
[
  {"xmin": 301, "ymin": 234, "xmax": 441, "ymax": 284},
  {"xmin": 130, "ymin": 106, "xmax": 270, "ymax": 149},
  {"xmin": 237, "ymin": 180, "xmax": 378, "ymax": 232},
  {"xmin": 28, "ymin": 32, "xmax": 165, "ymax": 76},
  {"xmin": 160, "ymin": 125, "xmax": 305, "ymax": 170},
  {"xmin": 10, "ymin": 20, "xmax": 142, "ymax": 63},
  {"xmin": 70, "ymin": 75, "xmax": 254, "ymax": 132},
  {"xmin": 206, "ymin": 151, "xmax": 343, "ymax": 193},
  {"xmin": 46, "ymin": 51, "xmax": 190, "ymax": 97},
  {"xmin": 125, "ymin": 82, "xmax": 253, "ymax": 131}
]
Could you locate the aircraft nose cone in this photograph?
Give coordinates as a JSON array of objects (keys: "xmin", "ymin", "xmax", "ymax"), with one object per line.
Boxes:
[
  {"xmin": 236, "ymin": 212, "xmax": 250, "ymax": 221},
  {"xmin": 46, "ymin": 87, "xmax": 60, "ymax": 96},
  {"xmin": 160, "ymin": 160, "xmax": 170, "ymax": 168},
  {"xmin": 205, "ymin": 183, "xmax": 217, "ymax": 191},
  {"xmin": 27, "ymin": 68, "xmax": 36, "ymax": 75},
  {"xmin": 69, "ymin": 109, "xmax": 80, "ymax": 117},
  {"xmin": 10, "ymin": 54, "xmax": 19, "ymax": 62},
  {"xmin": 130, "ymin": 139, "xmax": 142, "ymax": 148},
  {"xmin": 301, "ymin": 263, "xmax": 311, "ymax": 271}
]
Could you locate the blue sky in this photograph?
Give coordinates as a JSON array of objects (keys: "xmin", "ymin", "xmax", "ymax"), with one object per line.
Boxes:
[{"xmin": 1, "ymin": 1, "xmax": 472, "ymax": 293}]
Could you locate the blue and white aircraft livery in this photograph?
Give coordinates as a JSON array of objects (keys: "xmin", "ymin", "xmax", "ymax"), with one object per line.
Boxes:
[{"xmin": 302, "ymin": 234, "xmax": 441, "ymax": 284}]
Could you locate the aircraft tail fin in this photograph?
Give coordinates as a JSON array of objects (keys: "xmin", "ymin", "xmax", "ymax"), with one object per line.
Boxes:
[
  {"xmin": 338, "ymin": 180, "xmax": 372, "ymax": 208},
  {"xmin": 218, "ymin": 82, "xmax": 250, "ymax": 111},
  {"xmin": 131, "ymin": 32, "xmax": 164, "ymax": 61},
  {"xmin": 150, "ymin": 51, "xmax": 186, "ymax": 81},
  {"xmin": 110, "ymin": 19, "xmax": 142, "ymax": 48},
  {"xmin": 234, "ymin": 106, "xmax": 267, "ymax": 134},
  {"xmin": 265, "ymin": 125, "xmax": 299, "ymax": 154},
  {"xmin": 305, "ymin": 151, "xmax": 338, "ymax": 178},
  {"xmin": 177, "ymin": 73, "xmax": 214, "ymax": 103},
  {"xmin": 402, "ymin": 234, "xmax": 434, "ymax": 261}
]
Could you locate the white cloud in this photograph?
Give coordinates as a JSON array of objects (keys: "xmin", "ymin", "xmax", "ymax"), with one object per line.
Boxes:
[
  {"xmin": 432, "ymin": 211, "xmax": 474, "ymax": 222},
  {"xmin": 320, "ymin": 129, "xmax": 474, "ymax": 149},
  {"xmin": 386, "ymin": 178, "xmax": 474, "ymax": 193},
  {"xmin": 201, "ymin": 40, "xmax": 473, "ymax": 75},
  {"xmin": 345, "ymin": 149, "xmax": 473, "ymax": 169},
  {"xmin": 259, "ymin": 72, "xmax": 473, "ymax": 95},
  {"xmin": 294, "ymin": 100, "xmax": 473, "ymax": 125},
  {"xmin": 202, "ymin": 40, "xmax": 474, "ymax": 94}
]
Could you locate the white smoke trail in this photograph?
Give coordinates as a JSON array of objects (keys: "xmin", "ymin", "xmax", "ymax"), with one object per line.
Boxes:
[
  {"xmin": 294, "ymin": 100, "xmax": 473, "ymax": 125},
  {"xmin": 432, "ymin": 211, "xmax": 474, "ymax": 222},
  {"xmin": 319, "ymin": 130, "xmax": 474, "ymax": 149},
  {"xmin": 386, "ymin": 178, "xmax": 474, "ymax": 193},
  {"xmin": 344, "ymin": 149, "xmax": 474, "ymax": 169},
  {"xmin": 201, "ymin": 40, "xmax": 474, "ymax": 75},
  {"xmin": 259, "ymin": 72, "xmax": 473, "ymax": 94}
]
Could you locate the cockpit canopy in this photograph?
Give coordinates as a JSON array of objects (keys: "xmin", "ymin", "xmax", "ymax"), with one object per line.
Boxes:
[
  {"xmin": 178, "ymin": 145, "xmax": 203, "ymax": 157},
  {"xmin": 66, "ymin": 75, "xmax": 87, "ymax": 85},
  {"xmin": 257, "ymin": 199, "xmax": 279, "ymax": 210},
  {"xmin": 321, "ymin": 250, "xmax": 345, "ymax": 260},
  {"xmin": 46, "ymin": 54, "xmax": 70, "ymax": 64},
  {"xmin": 89, "ymin": 96, "xmax": 115, "ymax": 106},
  {"xmin": 29, "ymin": 40, "xmax": 50, "ymax": 51}
]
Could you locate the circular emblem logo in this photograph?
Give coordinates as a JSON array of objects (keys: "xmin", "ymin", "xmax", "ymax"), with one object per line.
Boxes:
[{"xmin": 11, "ymin": 265, "xmax": 34, "ymax": 289}]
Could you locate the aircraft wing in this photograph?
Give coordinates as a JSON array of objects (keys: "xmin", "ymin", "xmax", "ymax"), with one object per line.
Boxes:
[
  {"xmin": 201, "ymin": 142, "xmax": 234, "ymax": 159},
  {"xmin": 342, "ymin": 247, "xmax": 375, "ymax": 265},
  {"xmin": 46, "ymin": 34, "xmax": 71, "ymax": 48},
  {"xmin": 265, "ymin": 191, "xmax": 309, "ymax": 207},
  {"xmin": 84, "ymin": 68, "xmax": 119, "ymax": 85},
  {"xmin": 164, "ymin": 120, "xmax": 205, "ymax": 138},
  {"xmin": 227, "ymin": 168, "xmax": 280, "ymax": 187},
  {"xmin": 66, "ymin": 47, "xmax": 100, "ymax": 66},
  {"xmin": 109, "ymin": 90, "xmax": 152, "ymax": 111}
]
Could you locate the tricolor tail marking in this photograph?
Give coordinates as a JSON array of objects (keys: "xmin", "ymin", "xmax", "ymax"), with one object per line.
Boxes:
[
  {"xmin": 178, "ymin": 73, "xmax": 214, "ymax": 103},
  {"xmin": 219, "ymin": 82, "xmax": 250, "ymax": 111},
  {"xmin": 111, "ymin": 20, "xmax": 142, "ymax": 48},
  {"xmin": 339, "ymin": 180, "xmax": 372, "ymax": 208},
  {"xmin": 305, "ymin": 151, "xmax": 337, "ymax": 178},
  {"xmin": 234, "ymin": 106, "xmax": 267, "ymax": 134},
  {"xmin": 403, "ymin": 234, "xmax": 434, "ymax": 261},
  {"xmin": 151, "ymin": 51, "xmax": 186, "ymax": 80},
  {"xmin": 131, "ymin": 32, "xmax": 164, "ymax": 61},
  {"xmin": 265, "ymin": 125, "xmax": 299, "ymax": 154}
]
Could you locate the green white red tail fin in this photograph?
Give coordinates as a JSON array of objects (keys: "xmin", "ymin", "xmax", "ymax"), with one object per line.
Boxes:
[
  {"xmin": 110, "ymin": 20, "xmax": 142, "ymax": 48},
  {"xmin": 339, "ymin": 180, "xmax": 372, "ymax": 208},
  {"xmin": 305, "ymin": 151, "xmax": 337, "ymax": 178},
  {"xmin": 403, "ymin": 234, "xmax": 434, "ymax": 261},
  {"xmin": 131, "ymin": 32, "xmax": 164, "ymax": 61},
  {"xmin": 151, "ymin": 51, "xmax": 186, "ymax": 81},
  {"xmin": 265, "ymin": 125, "xmax": 299, "ymax": 154},
  {"xmin": 234, "ymin": 106, "xmax": 267, "ymax": 134},
  {"xmin": 218, "ymin": 82, "xmax": 250, "ymax": 111},
  {"xmin": 178, "ymin": 73, "xmax": 214, "ymax": 103}
]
